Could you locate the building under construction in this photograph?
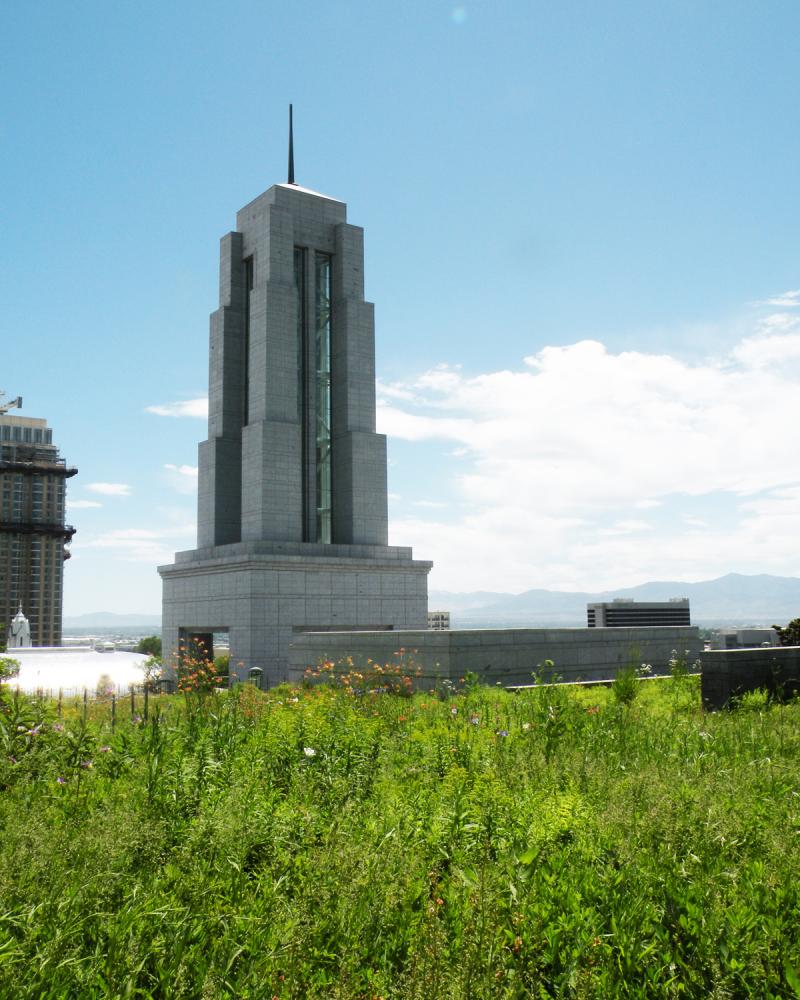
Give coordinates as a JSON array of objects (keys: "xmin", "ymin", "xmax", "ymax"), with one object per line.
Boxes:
[{"xmin": 0, "ymin": 395, "xmax": 77, "ymax": 646}]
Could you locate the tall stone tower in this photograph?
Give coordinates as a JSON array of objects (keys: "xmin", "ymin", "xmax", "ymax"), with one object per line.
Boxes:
[{"xmin": 160, "ymin": 169, "xmax": 431, "ymax": 685}]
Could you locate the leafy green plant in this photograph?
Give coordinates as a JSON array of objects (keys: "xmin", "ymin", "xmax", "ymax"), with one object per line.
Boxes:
[
  {"xmin": 0, "ymin": 656, "xmax": 20, "ymax": 686},
  {"xmin": 174, "ymin": 639, "xmax": 223, "ymax": 696},
  {"xmin": 773, "ymin": 617, "xmax": 800, "ymax": 646},
  {"xmin": 612, "ymin": 663, "xmax": 639, "ymax": 706},
  {"xmin": 135, "ymin": 635, "xmax": 162, "ymax": 658},
  {"xmin": 0, "ymin": 675, "xmax": 798, "ymax": 997}
]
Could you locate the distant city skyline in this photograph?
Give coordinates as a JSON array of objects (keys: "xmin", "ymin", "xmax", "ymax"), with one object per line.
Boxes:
[{"xmin": 3, "ymin": 1, "xmax": 800, "ymax": 614}]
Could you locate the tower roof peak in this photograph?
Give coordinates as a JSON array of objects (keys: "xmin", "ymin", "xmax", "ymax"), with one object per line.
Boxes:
[{"xmin": 287, "ymin": 104, "xmax": 296, "ymax": 185}]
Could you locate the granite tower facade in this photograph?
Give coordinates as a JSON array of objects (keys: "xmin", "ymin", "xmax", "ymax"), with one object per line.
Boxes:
[{"xmin": 160, "ymin": 178, "xmax": 430, "ymax": 684}]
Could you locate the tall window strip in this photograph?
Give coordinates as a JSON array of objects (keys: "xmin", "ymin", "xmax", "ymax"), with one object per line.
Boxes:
[
  {"xmin": 242, "ymin": 256, "xmax": 254, "ymax": 425},
  {"xmin": 294, "ymin": 247, "xmax": 309, "ymax": 539},
  {"xmin": 314, "ymin": 252, "xmax": 333, "ymax": 544}
]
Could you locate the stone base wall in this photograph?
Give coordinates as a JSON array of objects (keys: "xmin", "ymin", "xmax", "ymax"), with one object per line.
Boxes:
[
  {"xmin": 288, "ymin": 626, "xmax": 701, "ymax": 688},
  {"xmin": 700, "ymin": 646, "xmax": 800, "ymax": 709},
  {"xmin": 160, "ymin": 542, "xmax": 431, "ymax": 687}
]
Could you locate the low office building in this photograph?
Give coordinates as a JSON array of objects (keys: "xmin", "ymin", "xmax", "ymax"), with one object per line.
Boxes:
[
  {"xmin": 587, "ymin": 598, "xmax": 690, "ymax": 628},
  {"xmin": 428, "ymin": 610, "xmax": 450, "ymax": 630},
  {"xmin": 1, "ymin": 403, "xmax": 77, "ymax": 646},
  {"xmin": 711, "ymin": 628, "xmax": 778, "ymax": 650}
]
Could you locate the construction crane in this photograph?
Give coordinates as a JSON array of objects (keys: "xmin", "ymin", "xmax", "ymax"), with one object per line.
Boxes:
[{"xmin": 0, "ymin": 392, "xmax": 22, "ymax": 416}]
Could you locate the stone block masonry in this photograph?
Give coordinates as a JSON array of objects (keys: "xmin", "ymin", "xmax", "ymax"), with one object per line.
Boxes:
[
  {"xmin": 288, "ymin": 626, "xmax": 702, "ymax": 688},
  {"xmin": 700, "ymin": 646, "xmax": 800, "ymax": 709},
  {"xmin": 162, "ymin": 541, "xmax": 430, "ymax": 685},
  {"xmin": 160, "ymin": 177, "xmax": 431, "ymax": 685}
]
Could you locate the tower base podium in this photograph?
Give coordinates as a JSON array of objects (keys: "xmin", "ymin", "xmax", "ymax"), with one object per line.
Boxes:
[{"xmin": 160, "ymin": 540, "xmax": 431, "ymax": 686}]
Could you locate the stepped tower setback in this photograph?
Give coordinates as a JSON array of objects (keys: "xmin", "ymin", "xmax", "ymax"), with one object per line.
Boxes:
[{"xmin": 160, "ymin": 162, "xmax": 431, "ymax": 684}]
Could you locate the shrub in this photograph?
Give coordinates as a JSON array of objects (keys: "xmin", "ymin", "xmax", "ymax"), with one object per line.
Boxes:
[
  {"xmin": 612, "ymin": 663, "xmax": 639, "ymax": 706},
  {"xmin": 772, "ymin": 617, "xmax": 800, "ymax": 647},
  {"xmin": 213, "ymin": 652, "xmax": 230, "ymax": 683},
  {"xmin": 135, "ymin": 635, "xmax": 162, "ymax": 659},
  {"xmin": 0, "ymin": 656, "xmax": 20, "ymax": 685},
  {"xmin": 174, "ymin": 639, "xmax": 223, "ymax": 695}
]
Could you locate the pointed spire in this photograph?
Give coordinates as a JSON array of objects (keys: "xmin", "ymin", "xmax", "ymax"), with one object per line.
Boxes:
[{"xmin": 288, "ymin": 104, "xmax": 296, "ymax": 185}]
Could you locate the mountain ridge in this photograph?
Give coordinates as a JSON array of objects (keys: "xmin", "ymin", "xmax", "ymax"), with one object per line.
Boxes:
[
  {"xmin": 430, "ymin": 573, "xmax": 800, "ymax": 626},
  {"xmin": 65, "ymin": 574, "xmax": 800, "ymax": 629}
]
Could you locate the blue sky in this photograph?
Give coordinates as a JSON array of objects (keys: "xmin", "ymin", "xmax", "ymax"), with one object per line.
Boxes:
[{"xmin": 2, "ymin": 1, "xmax": 800, "ymax": 614}]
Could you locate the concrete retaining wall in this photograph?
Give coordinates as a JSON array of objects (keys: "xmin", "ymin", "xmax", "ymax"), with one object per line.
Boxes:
[
  {"xmin": 289, "ymin": 626, "xmax": 701, "ymax": 688},
  {"xmin": 700, "ymin": 646, "xmax": 800, "ymax": 709}
]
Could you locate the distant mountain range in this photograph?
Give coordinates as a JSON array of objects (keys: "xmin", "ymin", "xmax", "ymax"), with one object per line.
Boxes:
[
  {"xmin": 65, "ymin": 573, "xmax": 800, "ymax": 630},
  {"xmin": 63, "ymin": 612, "xmax": 162, "ymax": 628},
  {"xmin": 430, "ymin": 574, "xmax": 800, "ymax": 627}
]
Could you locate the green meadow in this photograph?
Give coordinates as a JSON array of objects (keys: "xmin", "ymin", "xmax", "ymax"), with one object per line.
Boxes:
[{"xmin": 0, "ymin": 667, "xmax": 798, "ymax": 998}]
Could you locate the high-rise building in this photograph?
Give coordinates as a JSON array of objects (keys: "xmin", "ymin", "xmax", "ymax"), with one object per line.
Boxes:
[
  {"xmin": 0, "ymin": 401, "xmax": 77, "ymax": 647},
  {"xmin": 160, "ymin": 146, "xmax": 431, "ymax": 685}
]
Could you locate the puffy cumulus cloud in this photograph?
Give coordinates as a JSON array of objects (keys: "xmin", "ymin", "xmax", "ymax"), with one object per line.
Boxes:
[
  {"xmin": 146, "ymin": 398, "xmax": 208, "ymax": 419},
  {"xmin": 86, "ymin": 482, "xmax": 131, "ymax": 497},
  {"xmin": 164, "ymin": 463, "xmax": 198, "ymax": 495},
  {"xmin": 379, "ymin": 309, "xmax": 800, "ymax": 592}
]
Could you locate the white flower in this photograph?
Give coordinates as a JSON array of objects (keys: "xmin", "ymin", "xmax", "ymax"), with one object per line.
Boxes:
[{"xmin": 303, "ymin": 747, "xmax": 316, "ymax": 757}]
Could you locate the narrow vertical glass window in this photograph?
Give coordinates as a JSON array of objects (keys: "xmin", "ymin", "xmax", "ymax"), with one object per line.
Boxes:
[
  {"xmin": 294, "ymin": 247, "xmax": 308, "ymax": 538},
  {"xmin": 243, "ymin": 256, "xmax": 254, "ymax": 425},
  {"xmin": 314, "ymin": 252, "xmax": 332, "ymax": 544}
]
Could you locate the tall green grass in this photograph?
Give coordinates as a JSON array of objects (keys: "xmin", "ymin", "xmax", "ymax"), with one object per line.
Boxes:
[{"xmin": 0, "ymin": 676, "xmax": 798, "ymax": 998}]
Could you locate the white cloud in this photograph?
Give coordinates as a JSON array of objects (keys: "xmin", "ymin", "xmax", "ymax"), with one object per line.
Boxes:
[
  {"xmin": 146, "ymin": 398, "xmax": 208, "ymax": 419},
  {"xmin": 86, "ymin": 482, "xmax": 131, "ymax": 497},
  {"xmin": 380, "ymin": 310, "xmax": 800, "ymax": 592},
  {"xmin": 67, "ymin": 499, "xmax": 103, "ymax": 509},
  {"xmin": 732, "ymin": 330, "xmax": 800, "ymax": 369},
  {"xmin": 413, "ymin": 499, "xmax": 448, "ymax": 509},
  {"xmin": 80, "ymin": 523, "xmax": 195, "ymax": 564},
  {"xmin": 164, "ymin": 463, "xmax": 199, "ymax": 495},
  {"xmin": 597, "ymin": 519, "xmax": 653, "ymax": 536},
  {"xmin": 376, "ymin": 381, "xmax": 418, "ymax": 403},
  {"xmin": 753, "ymin": 290, "xmax": 800, "ymax": 308}
]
